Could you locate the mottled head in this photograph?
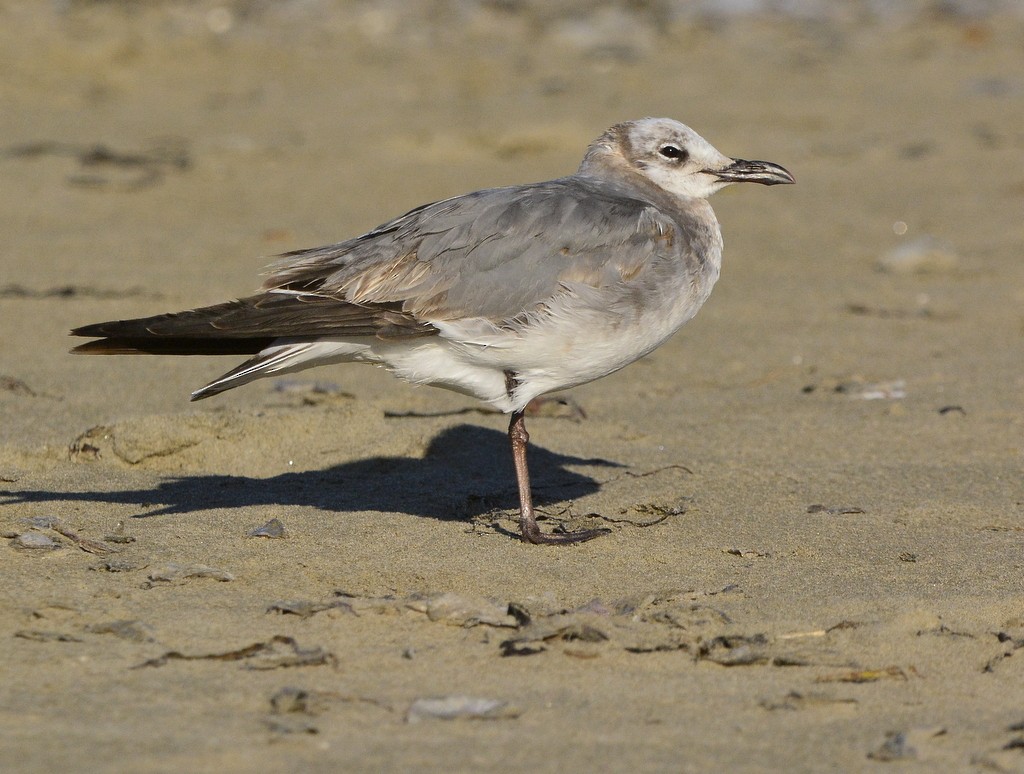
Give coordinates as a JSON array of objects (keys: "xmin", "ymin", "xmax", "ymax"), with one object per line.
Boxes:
[{"xmin": 580, "ymin": 117, "xmax": 794, "ymax": 199}]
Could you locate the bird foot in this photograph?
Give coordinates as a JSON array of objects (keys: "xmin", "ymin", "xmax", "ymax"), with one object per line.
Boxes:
[{"xmin": 519, "ymin": 517, "xmax": 610, "ymax": 545}]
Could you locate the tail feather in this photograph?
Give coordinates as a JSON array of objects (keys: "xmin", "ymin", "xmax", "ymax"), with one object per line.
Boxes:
[
  {"xmin": 71, "ymin": 337, "xmax": 273, "ymax": 356},
  {"xmin": 70, "ymin": 292, "xmax": 433, "ymax": 398},
  {"xmin": 189, "ymin": 343, "xmax": 319, "ymax": 401},
  {"xmin": 190, "ymin": 340, "xmax": 369, "ymax": 400},
  {"xmin": 70, "ymin": 294, "xmax": 434, "ymax": 345}
]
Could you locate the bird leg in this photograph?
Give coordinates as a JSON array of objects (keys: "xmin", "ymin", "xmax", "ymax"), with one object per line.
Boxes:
[{"xmin": 507, "ymin": 409, "xmax": 609, "ymax": 545}]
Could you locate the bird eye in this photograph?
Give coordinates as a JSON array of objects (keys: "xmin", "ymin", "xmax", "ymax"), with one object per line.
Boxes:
[{"xmin": 658, "ymin": 145, "xmax": 688, "ymax": 161}]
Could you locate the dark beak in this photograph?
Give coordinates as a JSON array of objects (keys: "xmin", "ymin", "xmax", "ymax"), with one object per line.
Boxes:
[{"xmin": 710, "ymin": 158, "xmax": 795, "ymax": 186}]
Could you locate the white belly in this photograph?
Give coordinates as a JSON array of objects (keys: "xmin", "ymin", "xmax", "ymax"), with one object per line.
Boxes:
[{"xmin": 375, "ymin": 267, "xmax": 721, "ymax": 412}]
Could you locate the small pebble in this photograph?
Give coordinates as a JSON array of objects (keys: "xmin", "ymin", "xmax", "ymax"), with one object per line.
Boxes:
[
  {"xmin": 869, "ymin": 727, "xmax": 946, "ymax": 762},
  {"xmin": 406, "ymin": 696, "xmax": 519, "ymax": 723},
  {"xmin": 247, "ymin": 518, "xmax": 287, "ymax": 539},
  {"xmin": 270, "ymin": 687, "xmax": 334, "ymax": 716},
  {"xmin": 24, "ymin": 515, "xmax": 62, "ymax": 529},
  {"xmin": 422, "ymin": 592, "xmax": 517, "ymax": 628},
  {"xmin": 868, "ymin": 731, "xmax": 916, "ymax": 761},
  {"xmin": 11, "ymin": 532, "xmax": 61, "ymax": 550},
  {"xmin": 835, "ymin": 379, "xmax": 906, "ymax": 400}
]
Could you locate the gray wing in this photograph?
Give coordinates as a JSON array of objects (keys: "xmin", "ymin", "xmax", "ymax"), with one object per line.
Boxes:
[{"xmin": 263, "ymin": 177, "xmax": 696, "ymax": 323}]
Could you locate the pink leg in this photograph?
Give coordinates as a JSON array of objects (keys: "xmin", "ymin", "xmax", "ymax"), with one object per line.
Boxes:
[{"xmin": 508, "ymin": 410, "xmax": 609, "ymax": 545}]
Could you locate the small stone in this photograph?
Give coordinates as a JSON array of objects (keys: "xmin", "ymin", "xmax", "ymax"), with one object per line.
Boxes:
[
  {"xmin": 247, "ymin": 518, "xmax": 287, "ymax": 539},
  {"xmin": 11, "ymin": 532, "xmax": 61, "ymax": 550},
  {"xmin": 423, "ymin": 592, "xmax": 517, "ymax": 628},
  {"xmin": 24, "ymin": 516, "xmax": 62, "ymax": 529},
  {"xmin": 270, "ymin": 687, "xmax": 335, "ymax": 716},
  {"xmin": 835, "ymin": 379, "xmax": 906, "ymax": 400},
  {"xmin": 868, "ymin": 731, "xmax": 916, "ymax": 761},
  {"xmin": 406, "ymin": 696, "xmax": 519, "ymax": 723}
]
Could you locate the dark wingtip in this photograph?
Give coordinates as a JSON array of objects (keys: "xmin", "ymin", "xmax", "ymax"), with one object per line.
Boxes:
[
  {"xmin": 70, "ymin": 339, "xmax": 141, "ymax": 355},
  {"xmin": 70, "ymin": 322, "xmax": 109, "ymax": 338}
]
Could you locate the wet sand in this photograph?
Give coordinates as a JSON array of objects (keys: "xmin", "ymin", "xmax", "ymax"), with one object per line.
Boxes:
[{"xmin": 2, "ymin": 3, "xmax": 1024, "ymax": 771}]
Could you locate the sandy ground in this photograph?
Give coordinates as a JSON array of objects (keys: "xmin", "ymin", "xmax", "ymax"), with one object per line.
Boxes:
[{"xmin": 2, "ymin": 2, "xmax": 1024, "ymax": 771}]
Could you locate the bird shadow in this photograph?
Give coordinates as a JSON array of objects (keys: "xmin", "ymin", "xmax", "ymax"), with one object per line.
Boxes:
[{"xmin": 1, "ymin": 424, "xmax": 622, "ymax": 524}]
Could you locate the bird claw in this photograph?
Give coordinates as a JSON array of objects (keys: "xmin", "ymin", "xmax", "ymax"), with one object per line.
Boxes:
[{"xmin": 519, "ymin": 519, "xmax": 610, "ymax": 545}]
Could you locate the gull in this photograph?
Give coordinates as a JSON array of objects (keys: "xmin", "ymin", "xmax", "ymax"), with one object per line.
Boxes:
[{"xmin": 71, "ymin": 118, "xmax": 794, "ymax": 545}]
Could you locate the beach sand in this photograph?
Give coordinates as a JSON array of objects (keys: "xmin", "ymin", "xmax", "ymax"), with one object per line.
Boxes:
[{"xmin": 2, "ymin": 3, "xmax": 1023, "ymax": 770}]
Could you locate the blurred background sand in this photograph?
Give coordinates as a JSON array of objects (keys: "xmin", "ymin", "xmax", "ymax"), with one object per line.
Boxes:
[{"xmin": 1, "ymin": 2, "xmax": 1023, "ymax": 771}]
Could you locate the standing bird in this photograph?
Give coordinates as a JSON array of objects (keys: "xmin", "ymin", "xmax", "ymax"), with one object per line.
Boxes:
[{"xmin": 72, "ymin": 118, "xmax": 794, "ymax": 545}]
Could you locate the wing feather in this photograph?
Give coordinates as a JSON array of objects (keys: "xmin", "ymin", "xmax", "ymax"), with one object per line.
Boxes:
[
  {"xmin": 259, "ymin": 177, "xmax": 695, "ymax": 323},
  {"xmin": 70, "ymin": 293, "xmax": 436, "ymax": 355}
]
